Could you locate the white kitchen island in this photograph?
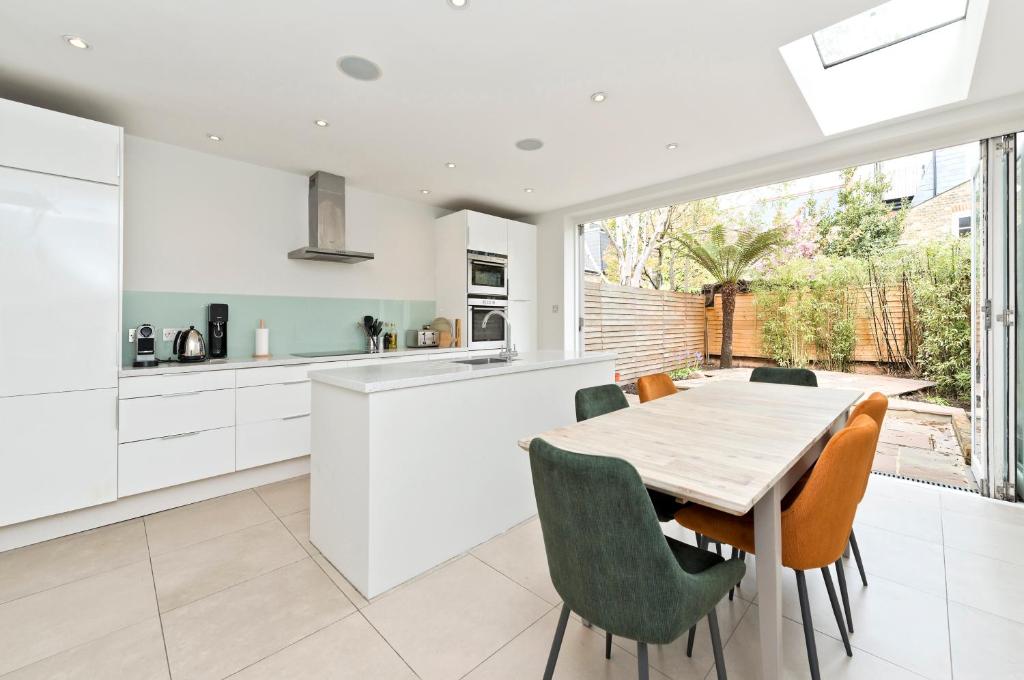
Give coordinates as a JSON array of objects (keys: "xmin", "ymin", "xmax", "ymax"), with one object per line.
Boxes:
[{"xmin": 308, "ymin": 350, "xmax": 616, "ymax": 598}]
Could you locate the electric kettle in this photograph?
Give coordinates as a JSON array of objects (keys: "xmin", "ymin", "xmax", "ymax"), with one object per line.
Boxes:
[{"xmin": 173, "ymin": 326, "xmax": 208, "ymax": 363}]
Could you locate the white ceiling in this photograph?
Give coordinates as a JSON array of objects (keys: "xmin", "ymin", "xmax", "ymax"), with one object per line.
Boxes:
[{"xmin": 1, "ymin": 0, "xmax": 1021, "ymax": 216}]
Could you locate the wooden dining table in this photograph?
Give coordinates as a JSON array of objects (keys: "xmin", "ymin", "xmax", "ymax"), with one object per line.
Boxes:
[{"xmin": 518, "ymin": 380, "xmax": 863, "ymax": 680}]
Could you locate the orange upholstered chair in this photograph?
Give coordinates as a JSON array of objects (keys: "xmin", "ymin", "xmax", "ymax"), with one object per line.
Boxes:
[
  {"xmin": 675, "ymin": 414, "xmax": 879, "ymax": 679},
  {"xmin": 637, "ymin": 373, "xmax": 678, "ymax": 403}
]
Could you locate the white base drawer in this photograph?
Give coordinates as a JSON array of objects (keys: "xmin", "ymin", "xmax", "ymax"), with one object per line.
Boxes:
[
  {"xmin": 236, "ymin": 417, "xmax": 310, "ymax": 470},
  {"xmin": 236, "ymin": 365, "xmax": 312, "ymax": 388},
  {"xmin": 119, "ymin": 370, "xmax": 235, "ymax": 399},
  {"xmin": 119, "ymin": 389, "xmax": 235, "ymax": 443},
  {"xmin": 236, "ymin": 382, "xmax": 310, "ymax": 424},
  {"xmin": 118, "ymin": 427, "xmax": 235, "ymax": 497}
]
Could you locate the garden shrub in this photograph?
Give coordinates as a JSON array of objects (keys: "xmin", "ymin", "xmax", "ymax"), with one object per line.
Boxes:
[{"xmin": 912, "ymin": 240, "xmax": 971, "ymax": 403}]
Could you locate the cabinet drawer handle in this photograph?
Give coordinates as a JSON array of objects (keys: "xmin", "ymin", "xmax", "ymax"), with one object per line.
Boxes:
[
  {"xmin": 160, "ymin": 431, "xmax": 201, "ymax": 440},
  {"xmin": 282, "ymin": 413, "xmax": 309, "ymax": 421},
  {"xmin": 277, "ymin": 380, "xmax": 309, "ymax": 386},
  {"xmin": 161, "ymin": 391, "xmax": 200, "ymax": 398}
]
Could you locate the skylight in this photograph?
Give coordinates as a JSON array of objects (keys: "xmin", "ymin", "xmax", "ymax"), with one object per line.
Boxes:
[{"xmin": 813, "ymin": 0, "xmax": 969, "ymax": 68}]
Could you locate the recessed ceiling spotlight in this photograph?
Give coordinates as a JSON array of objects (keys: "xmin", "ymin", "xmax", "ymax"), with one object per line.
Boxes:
[
  {"xmin": 420, "ymin": 189, "xmax": 431, "ymax": 195},
  {"xmin": 447, "ymin": 0, "xmax": 469, "ymax": 8},
  {"xmin": 314, "ymin": 119, "xmax": 329, "ymax": 127},
  {"xmin": 337, "ymin": 55, "xmax": 382, "ymax": 81},
  {"xmin": 524, "ymin": 188, "xmax": 535, "ymax": 193},
  {"xmin": 515, "ymin": 138, "xmax": 544, "ymax": 151},
  {"xmin": 590, "ymin": 92, "xmax": 607, "ymax": 103},
  {"xmin": 445, "ymin": 162, "xmax": 457, "ymax": 169},
  {"xmin": 63, "ymin": 35, "xmax": 90, "ymax": 49},
  {"xmin": 207, "ymin": 134, "xmax": 222, "ymax": 142},
  {"xmin": 666, "ymin": 142, "xmax": 678, "ymax": 151}
]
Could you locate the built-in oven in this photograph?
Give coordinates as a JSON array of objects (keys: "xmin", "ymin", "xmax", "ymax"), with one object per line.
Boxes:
[
  {"xmin": 467, "ymin": 251, "xmax": 508, "ymax": 298},
  {"xmin": 467, "ymin": 297, "xmax": 508, "ymax": 349}
]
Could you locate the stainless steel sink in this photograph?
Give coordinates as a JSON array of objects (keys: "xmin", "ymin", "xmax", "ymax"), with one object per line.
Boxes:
[{"xmin": 454, "ymin": 357, "xmax": 513, "ymax": 366}]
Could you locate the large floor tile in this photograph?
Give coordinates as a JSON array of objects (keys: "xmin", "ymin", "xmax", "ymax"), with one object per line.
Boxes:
[
  {"xmin": 0, "ymin": 560, "xmax": 157, "ymax": 675},
  {"xmin": 255, "ymin": 475, "xmax": 309, "ymax": 517},
  {"xmin": 940, "ymin": 489, "xmax": 1024, "ymax": 524},
  {"xmin": 471, "ymin": 517, "xmax": 560, "ymax": 605},
  {"xmin": 144, "ymin": 491, "xmax": 275, "ymax": 556},
  {"xmin": 863, "ymin": 474, "xmax": 943, "ymax": 510},
  {"xmin": 161, "ymin": 558, "xmax": 354, "ymax": 680},
  {"xmin": 312, "ymin": 552, "xmax": 370, "ymax": 608},
  {"xmin": 232, "ymin": 612, "xmax": 417, "ymax": 680},
  {"xmin": 0, "ymin": 519, "xmax": 149, "ymax": 605},
  {"xmin": 942, "ymin": 508, "xmax": 1024, "ymax": 565},
  {"xmin": 945, "ymin": 546, "xmax": 1024, "ymax": 624},
  {"xmin": 362, "ymin": 555, "xmax": 552, "ymax": 680},
  {"xmin": 948, "ymin": 602, "xmax": 1024, "ymax": 680},
  {"xmin": 854, "ymin": 492, "xmax": 943, "ymax": 543},
  {"xmin": 721, "ymin": 604, "xmax": 925, "ymax": 680},
  {"xmin": 151, "ymin": 519, "xmax": 308, "ymax": 611},
  {"xmin": 463, "ymin": 607, "xmax": 674, "ymax": 680},
  {"xmin": 280, "ymin": 509, "xmax": 318, "ymax": 556},
  {"xmin": 1, "ymin": 617, "xmax": 168, "ymax": 680},
  {"xmin": 846, "ymin": 523, "xmax": 946, "ymax": 597}
]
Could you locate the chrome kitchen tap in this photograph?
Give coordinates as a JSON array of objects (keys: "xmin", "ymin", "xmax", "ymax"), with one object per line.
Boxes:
[{"xmin": 481, "ymin": 310, "xmax": 518, "ymax": 361}]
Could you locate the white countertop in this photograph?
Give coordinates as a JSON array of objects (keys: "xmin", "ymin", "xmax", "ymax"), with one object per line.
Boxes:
[
  {"xmin": 119, "ymin": 346, "xmax": 475, "ymax": 377},
  {"xmin": 309, "ymin": 350, "xmax": 617, "ymax": 393}
]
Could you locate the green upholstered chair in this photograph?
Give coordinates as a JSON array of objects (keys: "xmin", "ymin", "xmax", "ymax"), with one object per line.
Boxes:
[
  {"xmin": 749, "ymin": 366, "xmax": 818, "ymax": 387},
  {"xmin": 575, "ymin": 385, "xmax": 681, "ymax": 522},
  {"xmin": 530, "ymin": 437, "xmax": 745, "ymax": 680}
]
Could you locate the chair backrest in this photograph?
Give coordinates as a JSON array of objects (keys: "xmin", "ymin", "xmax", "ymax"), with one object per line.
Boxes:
[
  {"xmin": 750, "ymin": 366, "xmax": 818, "ymax": 387},
  {"xmin": 575, "ymin": 384, "xmax": 629, "ymax": 422},
  {"xmin": 529, "ymin": 437, "xmax": 698, "ymax": 643},
  {"xmin": 637, "ymin": 373, "xmax": 678, "ymax": 403},
  {"xmin": 849, "ymin": 391, "xmax": 888, "ymax": 501},
  {"xmin": 782, "ymin": 414, "xmax": 879, "ymax": 569}
]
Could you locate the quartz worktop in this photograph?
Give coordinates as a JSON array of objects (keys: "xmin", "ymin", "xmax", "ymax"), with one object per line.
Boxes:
[
  {"xmin": 309, "ymin": 350, "xmax": 617, "ymax": 393},
  {"xmin": 119, "ymin": 346, "xmax": 477, "ymax": 377}
]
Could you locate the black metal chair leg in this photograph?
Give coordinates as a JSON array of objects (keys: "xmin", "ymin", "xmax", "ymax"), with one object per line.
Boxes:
[
  {"xmin": 821, "ymin": 566, "xmax": 853, "ymax": 657},
  {"xmin": 637, "ymin": 641, "xmax": 649, "ymax": 680},
  {"xmin": 729, "ymin": 547, "xmax": 738, "ymax": 600},
  {"xmin": 715, "ymin": 542, "xmax": 722, "ymax": 557},
  {"xmin": 795, "ymin": 571, "xmax": 821, "ymax": 680},
  {"xmin": 708, "ymin": 608, "xmax": 728, "ymax": 680},
  {"xmin": 849, "ymin": 529, "xmax": 868, "ymax": 586},
  {"xmin": 605, "ymin": 631, "xmax": 612, "ymax": 659},
  {"xmin": 686, "ymin": 625, "xmax": 696, "ymax": 657},
  {"xmin": 544, "ymin": 604, "xmax": 571, "ymax": 680},
  {"xmin": 834, "ymin": 557, "xmax": 854, "ymax": 633}
]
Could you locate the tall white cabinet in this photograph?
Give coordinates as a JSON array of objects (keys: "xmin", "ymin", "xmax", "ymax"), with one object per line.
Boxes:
[
  {"xmin": 435, "ymin": 210, "xmax": 537, "ymax": 352},
  {"xmin": 0, "ymin": 99, "xmax": 122, "ymax": 527}
]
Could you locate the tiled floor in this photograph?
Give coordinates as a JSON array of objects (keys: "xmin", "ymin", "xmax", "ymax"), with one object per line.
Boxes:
[{"xmin": 1, "ymin": 473, "xmax": 1022, "ymax": 679}]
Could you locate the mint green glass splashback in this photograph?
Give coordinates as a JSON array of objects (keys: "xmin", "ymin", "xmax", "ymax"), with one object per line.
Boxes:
[{"xmin": 122, "ymin": 291, "xmax": 436, "ymax": 365}]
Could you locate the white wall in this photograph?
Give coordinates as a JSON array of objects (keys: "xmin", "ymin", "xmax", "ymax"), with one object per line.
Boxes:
[
  {"xmin": 527, "ymin": 91, "xmax": 1024, "ymax": 351},
  {"xmin": 123, "ymin": 136, "xmax": 444, "ymax": 299}
]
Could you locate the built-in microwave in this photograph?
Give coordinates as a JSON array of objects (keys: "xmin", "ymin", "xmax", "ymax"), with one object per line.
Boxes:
[
  {"xmin": 467, "ymin": 251, "xmax": 508, "ymax": 298},
  {"xmin": 467, "ymin": 297, "xmax": 508, "ymax": 349}
]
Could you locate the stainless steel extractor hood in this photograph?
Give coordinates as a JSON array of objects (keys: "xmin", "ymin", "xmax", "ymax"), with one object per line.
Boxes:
[{"xmin": 288, "ymin": 172, "xmax": 375, "ymax": 263}]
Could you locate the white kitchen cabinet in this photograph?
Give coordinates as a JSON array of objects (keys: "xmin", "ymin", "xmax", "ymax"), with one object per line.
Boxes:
[
  {"xmin": 0, "ymin": 166, "xmax": 120, "ymax": 397},
  {"xmin": 466, "ymin": 211, "xmax": 508, "ymax": 255},
  {"xmin": 236, "ymin": 416, "xmax": 310, "ymax": 470},
  {"xmin": 507, "ymin": 220, "xmax": 537, "ymax": 301},
  {"xmin": 236, "ymin": 364, "xmax": 312, "ymax": 388},
  {"xmin": 0, "ymin": 389, "xmax": 117, "ymax": 527},
  {"xmin": 118, "ymin": 427, "xmax": 235, "ymax": 497},
  {"xmin": 119, "ymin": 370, "xmax": 235, "ymax": 399},
  {"xmin": 510, "ymin": 300, "xmax": 537, "ymax": 353},
  {"xmin": 0, "ymin": 98, "xmax": 121, "ymax": 185},
  {"xmin": 119, "ymin": 389, "xmax": 235, "ymax": 443},
  {"xmin": 236, "ymin": 382, "xmax": 310, "ymax": 424}
]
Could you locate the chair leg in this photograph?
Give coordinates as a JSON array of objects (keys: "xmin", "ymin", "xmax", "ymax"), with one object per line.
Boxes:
[
  {"xmin": 849, "ymin": 529, "xmax": 868, "ymax": 586},
  {"xmin": 637, "ymin": 641, "xmax": 649, "ymax": 680},
  {"xmin": 729, "ymin": 547, "xmax": 738, "ymax": 600},
  {"xmin": 686, "ymin": 625, "xmax": 696, "ymax": 657},
  {"xmin": 821, "ymin": 566, "xmax": 853, "ymax": 657},
  {"xmin": 708, "ymin": 608, "xmax": 728, "ymax": 680},
  {"xmin": 605, "ymin": 631, "xmax": 613, "ymax": 659},
  {"xmin": 715, "ymin": 542, "xmax": 722, "ymax": 557},
  {"xmin": 834, "ymin": 557, "xmax": 854, "ymax": 633},
  {"xmin": 795, "ymin": 571, "xmax": 821, "ymax": 680},
  {"xmin": 695, "ymin": 532, "xmax": 704, "ymax": 547},
  {"xmin": 544, "ymin": 604, "xmax": 571, "ymax": 680}
]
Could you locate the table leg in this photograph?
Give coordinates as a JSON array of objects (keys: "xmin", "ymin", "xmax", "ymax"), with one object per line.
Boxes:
[{"xmin": 754, "ymin": 484, "xmax": 783, "ymax": 680}]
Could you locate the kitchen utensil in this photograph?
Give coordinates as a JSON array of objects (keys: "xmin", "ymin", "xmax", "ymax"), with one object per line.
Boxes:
[
  {"xmin": 172, "ymin": 326, "xmax": 207, "ymax": 363},
  {"xmin": 454, "ymin": 318, "xmax": 462, "ymax": 348},
  {"xmin": 438, "ymin": 330, "xmax": 452, "ymax": 348},
  {"xmin": 208, "ymin": 303, "xmax": 229, "ymax": 359},
  {"xmin": 132, "ymin": 324, "xmax": 158, "ymax": 367},
  {"xmin": 406, "ymin": 330, "xmax": 440, "ymax": 348}
]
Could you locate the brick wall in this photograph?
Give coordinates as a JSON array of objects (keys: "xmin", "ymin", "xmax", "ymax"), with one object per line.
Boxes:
[{"xmin": 900, "ymin": 181, "xmax": 972, "ymax": 244}]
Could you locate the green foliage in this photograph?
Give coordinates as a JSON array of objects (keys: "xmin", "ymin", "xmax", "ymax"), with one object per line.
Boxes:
[
  {"xmin": 673, "ymin": 224, "xmax": 786, "ymax": 285},
  {"xmin": 912, "ymin": 240, "xmax": 972, "ymax": 403},
  {"xmin": 816, "ymin": 168, "xmax": 906, "ymax": 258},
  {"xmin": 668, "ymin": 350, "xmax": 704, "ymax": 380}
]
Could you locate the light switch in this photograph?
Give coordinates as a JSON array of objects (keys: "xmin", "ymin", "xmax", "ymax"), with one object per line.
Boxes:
[{"xmin": 551, "ymin": 305, "xmax": 559, "ymax": 313}]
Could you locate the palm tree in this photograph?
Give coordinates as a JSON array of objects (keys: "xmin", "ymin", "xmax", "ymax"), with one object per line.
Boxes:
[{"xmin": 674, "ymin": 225, "xmax": 785, "ymax": 368}]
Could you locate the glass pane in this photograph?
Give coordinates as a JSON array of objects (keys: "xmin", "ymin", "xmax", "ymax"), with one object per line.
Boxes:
[
  {"xmin": 471, "ymin": 262, "xmax": 505, "ymax": 288},
  {"xmin": 472, "ymin": 308, "xmax": 505, "ymax": 342},
  {"xmin": 813, "ymin": 0, "xmax": 969, "ymax": 68},
  {"xmin": 1016, "ymin": 133, "xmax": 1023, "ymax": 498}
]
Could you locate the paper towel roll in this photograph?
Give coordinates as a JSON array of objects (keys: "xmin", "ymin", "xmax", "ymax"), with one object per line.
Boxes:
[{"xmin": 254, "ymin": 320, "xmax": 270, "ymax": 358}]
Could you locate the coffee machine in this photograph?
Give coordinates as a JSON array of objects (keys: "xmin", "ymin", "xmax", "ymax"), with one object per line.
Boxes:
[
  {"xmin": 207, "ymin": 303, "xmax": 229, "ymax": 359},
  {"xmin": 132, "ymin": 323, "xmax": 159, "ymax": 367}
]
